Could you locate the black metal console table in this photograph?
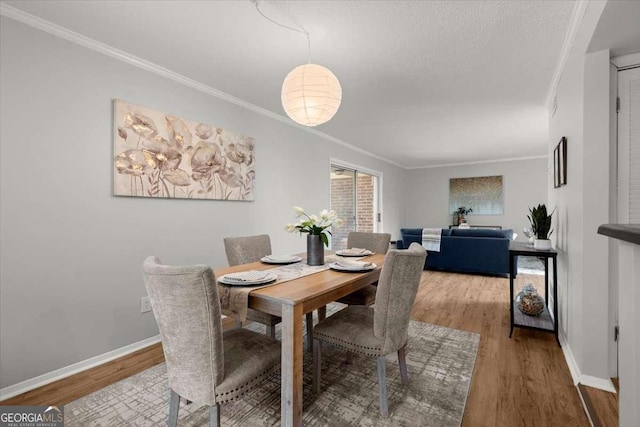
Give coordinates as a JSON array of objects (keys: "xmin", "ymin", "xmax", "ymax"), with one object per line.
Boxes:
[{"xmin": 509, "ymin": 241, "xmax": 559, "ymax": 346}]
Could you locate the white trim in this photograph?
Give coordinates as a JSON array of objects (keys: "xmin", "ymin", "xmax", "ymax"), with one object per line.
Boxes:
[
  {"xmin": 559, "ymin": 330, "xmax": 581, "ymax": 385},
  {"xmin": 559, "ymin": 330, "xmax": 617, "ymax": 393},
  {"xmin": 612, "ymin": 53, "xmax": 640, "ymax": 69},
  {"xmin": 0, "ymin": 335, "xmax": 161, "ymax": 401},
  {"xmin": 545, "ymin": 0, "xmax": 589, "ymax": 109},
  {"xmin": 329, "ymin": 158, "xmax": 383, "ymax": 179},
  {"xmin": 406, "ymin": 155, "xmax": 547, "ymax": 170},
  {"xmin": 0, "ymin": 4, "xmax": 404, "ymax": 170},
  {"xmin": 580, "ymin": 375, "xmax": 617, "ymax": 393},
  {"xmin": 576, "ymin": 387, "xmax": 596, "ymax": 427}
]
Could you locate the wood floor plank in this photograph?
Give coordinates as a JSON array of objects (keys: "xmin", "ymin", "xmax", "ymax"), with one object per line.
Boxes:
[{"xmin": 412, "ymin": 270, "xmax": 589, "ymax": 427}]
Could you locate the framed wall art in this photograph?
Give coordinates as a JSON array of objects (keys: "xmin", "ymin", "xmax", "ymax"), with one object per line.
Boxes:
[
  {"xmin": 449, "ymin": 175, "xmax": 504, "ymax": 215},
  {"xmin": 554, "ymin": 137, "xmax": 567, "ymax": 188},
  {"xmin": 554, "ymin": 144, "xmax": 560, "ymax": 188},
  {"xmin": 113, "ymin": 99, "xmax": 255, "ymax": 201},
  {"xmin": 559, "ymin": 136, "xmax": 567, "ymax": 186}
]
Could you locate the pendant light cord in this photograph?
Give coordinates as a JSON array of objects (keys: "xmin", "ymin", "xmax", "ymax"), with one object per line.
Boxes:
[{"xmin": 252, "ymin": 0, "xmax": 311, "ymax": 64}]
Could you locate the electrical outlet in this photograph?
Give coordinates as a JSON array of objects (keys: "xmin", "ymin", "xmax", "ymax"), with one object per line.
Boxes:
[{"xmin": 140, "ymin": 296, "xmax": 152, "ymax": 313}]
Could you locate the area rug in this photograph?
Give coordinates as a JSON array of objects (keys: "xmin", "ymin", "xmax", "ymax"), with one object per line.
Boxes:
[{"xmin": 66, "ymin": 316, "xmax": 479, "ymax": 426}]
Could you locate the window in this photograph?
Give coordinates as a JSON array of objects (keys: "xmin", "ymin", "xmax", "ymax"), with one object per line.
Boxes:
[{"xmin": 329, "ymin": 161, "xmax": 381, "ymax": 250}]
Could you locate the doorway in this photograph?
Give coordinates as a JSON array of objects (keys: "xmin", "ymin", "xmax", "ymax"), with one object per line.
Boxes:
[
  {"xmin": 613, "ymin": 64, "xmax": 640, "ymax": 379},
  {"xmin": 329, "ymin": 161, "xmax": 381, "ymax": 250}
]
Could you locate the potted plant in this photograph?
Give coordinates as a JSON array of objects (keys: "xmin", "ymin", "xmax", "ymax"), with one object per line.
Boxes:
[
  {"xmin": 527, "ymin": 204, "xmax": 554, "ymax": 250},
  {"xmin": 456, "ymin": 206, "xmax": 473, "ymax": 225},
  {"xmin": 285, "ymin": 207, "xmax": 344, "ymax": 265}
]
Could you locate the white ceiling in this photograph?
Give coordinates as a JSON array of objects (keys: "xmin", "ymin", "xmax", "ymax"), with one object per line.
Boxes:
[
  {"xmin": 2, "ymin": 0, "xmax": 578, "ymax": 168},
  {"xmin": 589, "ymin": 0, "xmax": 640, "ymax": 57}
]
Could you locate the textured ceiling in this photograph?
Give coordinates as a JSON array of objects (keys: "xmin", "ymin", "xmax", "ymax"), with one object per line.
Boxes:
[{"xmin": 2, "ymin": 0, "xmax": 577, "ymax": 168}]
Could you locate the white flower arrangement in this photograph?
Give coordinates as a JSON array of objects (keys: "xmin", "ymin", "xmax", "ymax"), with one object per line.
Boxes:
[{"xmin": 284, "ymin": 206, "xmax": 344, "ymax": 247}]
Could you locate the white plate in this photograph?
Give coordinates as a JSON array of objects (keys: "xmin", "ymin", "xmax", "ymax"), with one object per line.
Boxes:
[
  {"xmin": 329, "ymin": 261, "xmax": 377, "ymax": 272},
  {"xmin": 218, "ymin": 271, "xmax": 278, "ymax": 286},
  {"xmin": 260, "ymin": 255, "xmax": 302, "ymax": 264},
  {"xmin": 335, "ymin": 249, "xmax": 373, "ymax": 257}
]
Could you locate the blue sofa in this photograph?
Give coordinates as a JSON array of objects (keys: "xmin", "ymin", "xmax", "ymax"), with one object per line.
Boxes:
[{"xmin": 396, "ymin": 228, "xmax": 514, "ymax": 277}]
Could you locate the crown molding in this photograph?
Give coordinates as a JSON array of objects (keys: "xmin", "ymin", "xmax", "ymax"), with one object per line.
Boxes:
[
  {"xmin": 611, "ymin": 52, "xmax": 640, "ymax": 69},
  {"xmin": 406, "ymin": 155, "xmax": 548, "ymax": 170},
  {"xmin": 545, "ymin": 0, "xmax": 590, "ymax": 110},
  {"xmin": 0, "ymin": 4, "xmax": 405, "ymax": 169}
]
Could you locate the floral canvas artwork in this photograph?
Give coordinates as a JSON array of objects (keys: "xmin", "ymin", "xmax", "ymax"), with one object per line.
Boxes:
[{"xmin": 113, "ymin": 100, "xmax": 255, "ymax": 201}]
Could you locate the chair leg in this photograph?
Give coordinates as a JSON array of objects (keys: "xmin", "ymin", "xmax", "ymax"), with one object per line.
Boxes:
[
  {"xmin": 346, "ymin": 351, "xmax": 354, "ymax": 364},
  {"xmin": 312, "ymin": 338, "xmax": 322, "ymax": 394},
  {"xmin": 376, "ymin": 356, "xmax": 389, "ymax": 417},
  {"xmin": 168, "ymin": 389, "xmax": 180, "ymax": 427},
  {"xmin": 398, "ymin": 345, "xmax": 409, "ymax": 385},
  {"xmin": 306, "ymin": 312, "xmax": 314, "ymax": 352},
  {"xmin": 318, "ymin": 305, "xmax": 327, "ymax": 321},
  {"xmin": 209, "ymin": 404, "xmax": 220, "ymax": 427},
  {"xmin": 266, "ymin": 324, "xmax": 276, "ymax": 339}
]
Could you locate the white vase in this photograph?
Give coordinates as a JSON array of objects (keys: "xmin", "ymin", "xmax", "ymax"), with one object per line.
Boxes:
[{"xmin": 533, "ymin": 239, "xmax": 552, "ymax": 250}]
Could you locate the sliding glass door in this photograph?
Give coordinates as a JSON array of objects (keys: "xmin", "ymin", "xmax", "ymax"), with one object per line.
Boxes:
[{"xmin": 330, "ymin": 163, "xmax": 380, "ymax": 250}]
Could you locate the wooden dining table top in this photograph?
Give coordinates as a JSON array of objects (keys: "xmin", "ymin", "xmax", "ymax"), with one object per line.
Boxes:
[{"xmin": 214, "ymin": 252, "xmax": 385, "ymax": 307}]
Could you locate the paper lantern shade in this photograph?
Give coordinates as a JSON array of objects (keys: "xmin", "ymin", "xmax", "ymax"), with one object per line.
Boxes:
[{"xmin": 281, "ymin": 63, "xmax": 342, "ymax": 127}]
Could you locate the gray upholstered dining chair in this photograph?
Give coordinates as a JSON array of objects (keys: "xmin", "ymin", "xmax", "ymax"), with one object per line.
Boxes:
[
  {"xmin": 312, "ymin": 243, "xmax": 427, "ymax": 417},
  {"xmin": 223, "ymin": 234, "xmax": 317, "ymax": 348},
  {"xmin": 336, "ymin": 232, "xmax": 392, "ymax": 306},
  {"xmin": 142, "ymin": 257, "xmax": 281, "ymax": 427},
  {"xmin": 224, "ymin": 234, "xmax": 281, "ymax": 338}
]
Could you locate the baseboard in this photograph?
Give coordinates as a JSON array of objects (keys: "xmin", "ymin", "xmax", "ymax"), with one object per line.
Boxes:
[
  {"xmin": 558, "ymin": 330, "xmax": 617, "ymax": 393},
  {"xmin": 559, "ymin": 330, "xmax": 580, "ymax": 385},
  {"xmin": 580, "ymin": 375, "xmax": 617, "ymax": 393},
  {"xmin": 0, "ymin": 335, "xmax": 161, "ymax": 401},
  {"xmin": 576, "ymin": 385, "xmax": 596, "ymax": 427}
]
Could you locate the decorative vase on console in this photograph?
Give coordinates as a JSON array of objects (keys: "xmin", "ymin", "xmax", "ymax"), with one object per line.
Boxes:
[
  {"xmin": 527, "ymin": 204, "xmax": 555, "ymax": 250},
  {"xmin": 523, "ymin": 227, "xmax": 535, "ymax": 246},
  {"xmin": 516, "ymin": 284, "xmax": 545, "ymax": 316},
  {"xmin": 456, "ymin": 206, "xmax": 473, "ymax": 226},
  {"xmin": 285, "ymin": 206, "xmax": 344, "ymax": 266}
]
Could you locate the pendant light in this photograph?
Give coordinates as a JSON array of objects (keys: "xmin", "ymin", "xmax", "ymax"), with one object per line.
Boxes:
[{"xmin": 253, "ymin": 1, "xmax": 342, "ymax": 126}]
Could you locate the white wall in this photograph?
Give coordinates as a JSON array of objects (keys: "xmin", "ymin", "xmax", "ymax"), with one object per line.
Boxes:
[
  {"xmin": 548, "ymin": 1, "xmax": 613, "ymax": 387},
  {"xmin": 403, "ymin": 158, "xmax": 547, "ymax": 239},
  {"xmin": 0, "ymin": 17, "xmax": 408, "ymax": 388}
]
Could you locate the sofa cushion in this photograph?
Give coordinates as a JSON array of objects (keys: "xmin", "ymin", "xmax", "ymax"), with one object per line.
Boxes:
[{"xmin": 450, "ymin": 228, "xmax": 513, "ymax": 239}]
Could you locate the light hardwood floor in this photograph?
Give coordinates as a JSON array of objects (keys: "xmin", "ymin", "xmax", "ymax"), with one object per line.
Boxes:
[
  {"xmin": 2, "ymin": 270, "xmax": 590, "ymax": 426},
  {"xmin": 412, "ymin": 270, "xmax": 590, "ymax": 427}
]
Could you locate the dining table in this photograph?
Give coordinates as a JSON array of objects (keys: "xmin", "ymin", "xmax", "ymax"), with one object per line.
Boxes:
[{"xmin": 214, "ymin": 251, "xmax": 385, "ymax": 427}]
